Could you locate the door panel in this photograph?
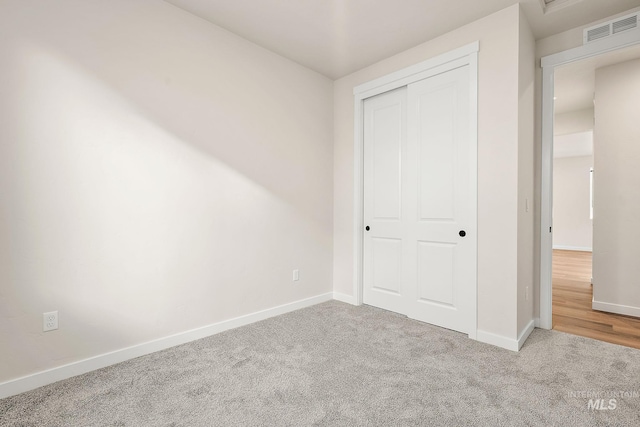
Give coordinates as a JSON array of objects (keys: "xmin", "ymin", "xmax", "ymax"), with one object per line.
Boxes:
[
  {"xmin": 372, "ymin": 104, "xmax": 402, "ymax": 220},
  {"xmin": 406, "ymin": 66, "xmax": 472, "ymax": 333},
  {"xmin": 417, "ymin": 241, "xmax": 455, "ymax": 306},
  {"xmin": 363, "ymin": 87, "xmax": 407, "ymax": 314},
  {"xmin": 417, "ymin": 83, "xmax": 457, "ymax": 221},
  {"xmin": 371, "ymin": 237, "xmax": 402, "ymax": 294}
]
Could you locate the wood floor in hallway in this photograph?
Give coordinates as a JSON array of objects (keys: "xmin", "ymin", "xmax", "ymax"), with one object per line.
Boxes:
[{"xmin": 553, "ymin": 249, "xmax": 640, "ymax": 349}]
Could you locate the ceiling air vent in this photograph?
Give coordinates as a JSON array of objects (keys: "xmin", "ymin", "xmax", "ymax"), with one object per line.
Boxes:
[
  {"xmin": 613, "ymin": 15, "xmax": 638, "ymax": 34},
  {"xmin": 584, "ymin": 13, "xmax": 639, "ymax": 44}
]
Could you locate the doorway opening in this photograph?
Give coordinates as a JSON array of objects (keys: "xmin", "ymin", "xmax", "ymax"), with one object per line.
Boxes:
[{"xmin": 541, "ymin": 32, "xmax": 640, "ymax": 349}]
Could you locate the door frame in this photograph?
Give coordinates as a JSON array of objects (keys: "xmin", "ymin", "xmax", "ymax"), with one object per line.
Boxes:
[
  {"xmin": 352, "ymin": 41, "xmax": 479, "ymax": 339},
  {"xmin": 538, "ymin": 30, "xmax": 640, "ymax": 330}
]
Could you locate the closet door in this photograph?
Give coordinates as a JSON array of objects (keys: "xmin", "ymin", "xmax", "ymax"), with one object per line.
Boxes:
[
  {"xmin": 363, "ymin": 65, "xmax": 475, "ymax": 335},
  {"xmin": 362, "ymin": 87, "xmax": 408, "ymax": 315},
  {"xmin": 405, "ymin": 65, "xmax": 473, "ymax": 334}
]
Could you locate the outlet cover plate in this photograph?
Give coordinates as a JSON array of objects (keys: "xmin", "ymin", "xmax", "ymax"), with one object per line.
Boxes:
[{"xmin": 43, "ymin": 311, "xmax": 58, "ymax": 332}]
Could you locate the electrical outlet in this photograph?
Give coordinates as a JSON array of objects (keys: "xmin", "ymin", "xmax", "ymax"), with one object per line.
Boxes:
[
  {"xmin": 525, "ymin": 286, "xmax": 529, "ymax": 301},
  {"xmin": 293, "ymin": 269, "xmax": 299, "ymax": 282},
  {"xmin": 43, "ymin": 311, "xmax": 58, "ymax": 332}
]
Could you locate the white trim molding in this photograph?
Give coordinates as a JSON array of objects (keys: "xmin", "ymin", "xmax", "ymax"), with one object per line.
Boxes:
[
  {"xmin": 539, "ymin": 27, "xmax": 640, "ymax": 331},
  {"xmin": 353, "ymin": 42, "xmax": 479, "ymax": 97},
  {"xmin": 592, "ymin": 299, "xmax": 640, "ymax": 318},
  {"xmin": 517, "ymin": 320, "xmax": 536, "ymax": 350},
  {"xmin": 352, "ymin": 41, "xmax": 479, "ymax": 340},
  {"xmin": 0, "ymin": 293, "xmax": 333, "ymax": 400},
  {"xmin": 477, "ymin": 320, "xmax": 536, "ymax": 352},
  {"xmin": 477, "ymin": 330, "xmax": 519, "ymax": 352},
  {"xmin": 333, "ymin": 292, "xmax": 357, "ymax": 305}
]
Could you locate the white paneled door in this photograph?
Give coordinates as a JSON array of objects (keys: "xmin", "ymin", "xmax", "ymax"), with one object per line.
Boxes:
[{"xmin": 363, "ymin": 65, "xmax": 475, "ymax": 334}]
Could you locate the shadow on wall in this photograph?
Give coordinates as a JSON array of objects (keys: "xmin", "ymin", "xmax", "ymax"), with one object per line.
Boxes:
[{"xmin": 1, "ymin": 0, "xmax": 333, "ymax": 225}]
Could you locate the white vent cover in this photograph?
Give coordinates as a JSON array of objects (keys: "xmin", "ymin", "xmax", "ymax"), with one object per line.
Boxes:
[{"xmin": 584, "ymin": 13, "xmax": 639, "ymax": 44}]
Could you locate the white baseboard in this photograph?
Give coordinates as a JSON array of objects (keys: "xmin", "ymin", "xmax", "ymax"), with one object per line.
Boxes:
[
  {"xmin": 476, "ymin": 320, "xmax": 535, "ymax": 352},
  {"xmin": 552, "ymin": 245, "xmax": 592, "ymax": 252},
  {"xmin": 333, "ymin": 292, "xmax": 357, "ymax": 305},
  {"xmin": 517, "ymin": 320, "xmax": 536, "ymax": 350},
  {"xmin": 476, "ymin": 329, "xmax": 520, "ymax": 352},
  {"xmin": 0, "ymin": 292, "xmax": 333, "ymax": 400},
  {"xmin": 592, "ymin": 299, "xmax": 640, "ymax": 318}
]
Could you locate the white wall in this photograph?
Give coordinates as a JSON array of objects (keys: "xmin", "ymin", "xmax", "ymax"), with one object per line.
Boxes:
[
  {"xmin": 553, "ymin": 108, "xmax": 594, "ymax": 252},
  {"xmin": 552, "ymin": 156, "xmax": 593, "ymax": 251},
  {"xmin": 0, "ymin": 0, "xmax": 334, "ymax": 385},
  {"xmin": 536, "ymin": 7, "xmax": 640, "ymax": 59},
  {"xmin": 554, "ymin": 108, "xmax": 594, "ymax": 136},
  {"xmin": 592, "ymin": 58, "xmax": 640, "ymax": 316},
  {"xmin": 333, "ymin": 4, "xmax": 535, "ymax": 343},
  {"xmin": 517, "ymin": 8, "xmax": 536, "ymax": 337}
]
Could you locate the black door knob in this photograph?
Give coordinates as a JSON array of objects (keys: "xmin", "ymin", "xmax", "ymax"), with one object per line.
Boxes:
[
  {"xmin": 365, "ymin": 226, "xmax": 370, "ymax": 231},
  {"xmin": 459, "ymin": 230, "xmax": 466, "ymax": 237}
]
